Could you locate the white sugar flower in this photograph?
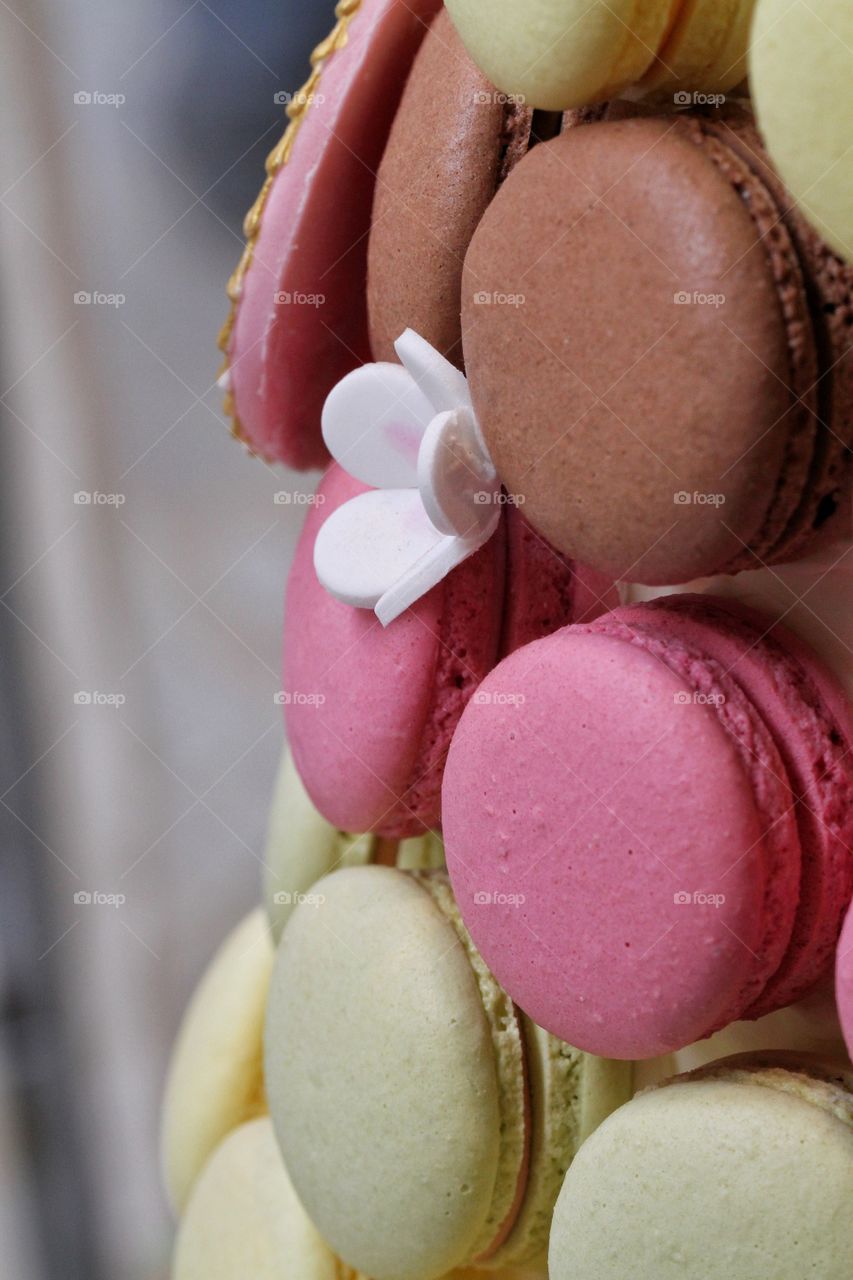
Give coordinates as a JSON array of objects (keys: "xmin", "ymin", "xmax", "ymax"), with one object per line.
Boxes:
[{"xmin": 315, "ymin": 329, "xmax": 500, "ymax": 626}]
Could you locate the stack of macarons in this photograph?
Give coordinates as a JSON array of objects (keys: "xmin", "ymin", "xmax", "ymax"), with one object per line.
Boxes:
[{"xmin": 163, "ymin": 1, "xmax": 853, "ymax": 1276}]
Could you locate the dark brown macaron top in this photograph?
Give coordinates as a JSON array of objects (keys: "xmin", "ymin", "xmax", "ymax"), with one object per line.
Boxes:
[
  {"xmin": 367, "ymin": 9, "xmax": 560, "ymax": 368},
  {"xmin": 460, "ymin": 108, "xmax": 853, "ymax": 586}
]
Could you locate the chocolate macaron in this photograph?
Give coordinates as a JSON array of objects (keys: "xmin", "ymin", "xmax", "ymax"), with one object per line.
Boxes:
[
  {"xmin": 461, "ymin": 108, "xmax": 853, "ymax": 585},
  {"xmin": 367, "ymin": 9, "xmax": 561, "ymax": 367}
]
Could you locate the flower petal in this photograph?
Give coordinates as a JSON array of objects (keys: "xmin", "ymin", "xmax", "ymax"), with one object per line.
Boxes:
[
  {"xmin": 313, "ymin": 488, "xmax": 446, "ymax": 609},
  {"xmin": 418, "ymin": 406, "xmax": 500, "ymax": 537},
  {"xmin": 395, "ymin": 328, "xmax": 471, "ymax": 414},
  {"xmin": 375, "ymin": 526, "xmax": 496, "ymax": 627},
  {"xmin": 321, "ymin": 362, "xmax": 434, "ymax": 488}
]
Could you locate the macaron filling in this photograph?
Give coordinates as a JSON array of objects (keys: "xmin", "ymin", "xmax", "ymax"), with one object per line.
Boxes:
[{"xmin": 413, "ymin": 872, "xmax": 531, "ymax": 1264}]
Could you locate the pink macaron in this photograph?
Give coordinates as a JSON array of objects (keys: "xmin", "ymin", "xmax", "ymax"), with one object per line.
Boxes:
[
  {"xmin": 224, "ymin": 0, "xmax": 442, "ymax": 470},
  {"xmin": 283, "ymin": 464, "xmax": 617, "ymax": 838},
  {"xmin": 442, "ymin": 594, "xmax": 853, "ymax": 1059},
  {"xmin": 838, "ymin": 903, "xmax": 853, "ymax": 1061}
]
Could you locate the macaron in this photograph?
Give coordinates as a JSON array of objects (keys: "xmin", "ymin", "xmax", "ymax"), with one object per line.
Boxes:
[
  {"xmin": 367, "ymin": 9, "xmax": 560, "ymax": 368},
  {"xmin": 220, "ymin": 0, "xmax": 442, "ymax": 469},
  {"xmin": 444, "ymin": 0, "xmax": 756, "ymax": 111},
  {"xmin": 838, "ymin": 902, "xmax": 853, "ymax": 1061},
  {"xmin": 461, "ymin": 108, "xmax": 853, "ymax": 585},
  {"xmin": 263, "ymin": 747, "xmax": 445, "ymax": 942},
  {"xmin": 173, "ymin": 1119, "xmax": 339, "ymax": 1280},
  {"xmin": 264, "ymin": 866, "xmax": 632, "ymax": 1280},
  {"xmin": 173, "ymin": 1119, "xmax": 547, "ymax": 1280},
  {"xmin": 751, "ymin": 0, "xmax": 853, "ymax": 263},
  {"xmin": 283, "ymin": 463, "xmax": 617, "ymax": 838},
  {"xmin": 549, "ymin": 1054, "xmax": 853, "ymax": 1279},
  {"xmin": 442, "ymin": 594, "xmax": 853, "ymax": 1059},
  {"xmin": 161, "ymin": 909, "xmax": 274, "ymax": 1213}
]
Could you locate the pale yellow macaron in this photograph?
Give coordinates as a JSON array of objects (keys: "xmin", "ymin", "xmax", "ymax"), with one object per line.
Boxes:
[
  {"xmin": 264, "ymin": 750, "xmax": 444, "ymax": 942},
  {"xmin": 549, "ymin": 1053, "xmax": 853, "ymax": 1278},
  {"xmin": 444, "ymin": 0, "xmax": 756, "ymax": 109},
  {"xmin": 161, "ymin": 909, "xmax": 274, "ymax": 1214},
  {"xmin": 751, "ymin": 0, "xmax": 853, "ymax": 262},
  {"xmin": 173, "ymin": 1118, "xmax": 546, "ymax": 1280},
  {"xmin": 265, "ymin": 865, "xmax": 631, "ymax": 1280}
]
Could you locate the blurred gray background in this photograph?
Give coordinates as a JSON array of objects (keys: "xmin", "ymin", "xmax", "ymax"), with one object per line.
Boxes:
[{"xmin": 0, "ymin": 2, "xmax": 331, "ymax": 1276}]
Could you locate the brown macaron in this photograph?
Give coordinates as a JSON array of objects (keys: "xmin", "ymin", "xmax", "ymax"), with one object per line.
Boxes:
[
  {"xmin": 461, "ymin": 108, "xmax": 853, "ymax": 586},
  {"xmin": 367, "ymin": 9, "xmax": 559, "ymax": 367}
]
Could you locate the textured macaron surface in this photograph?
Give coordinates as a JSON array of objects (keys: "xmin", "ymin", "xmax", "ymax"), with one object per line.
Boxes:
[
  {"xmin": 548, "ymin": 1072, "xmax": 853, "ymax": 1279},
  {"xmin": 442, "ymin": 600, "xmax": 812, "ymax": 1058},
  {"xmin": 264, "ymin": 867, "xmax": 523, "ymax": 1280},
  {"xmin": 462, "ymin": 114, "xmax": 811, "ymax": 584},
  {"xmin": 283, "ymin": 464, "xmax": 505, "ymax": 837}
]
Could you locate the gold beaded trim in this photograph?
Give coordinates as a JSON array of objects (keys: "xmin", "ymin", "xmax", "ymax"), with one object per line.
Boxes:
[{"xmin": 217, "ymin": 0, "xmax": 364, "ymax": 447}]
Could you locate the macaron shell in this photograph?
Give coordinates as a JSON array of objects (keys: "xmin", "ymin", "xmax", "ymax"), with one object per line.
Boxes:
[
  {"xmin": 616, "ymin": 595, "xmax": 853, "ymax": 1014},
  {"xmin": 442, "ymin": 627, "xmax": 786, "ymax": 1059},
  {"xmin": 549, "ymin": 1076, "xmax": 853, "ymax": 1278},
  {"xmin": 173, "ymin": 1119, "xmax": 339, "ymax": 1280},
  {"xmin": 264, "ymin": 867, "xmax": 512, "ymax": 1280},
  {"xmin": 751, "ymin": 0, "xmax": 853, "ymax": 263},
  {"xmin": 283, "ymin": 464, "xmax": 505, "ymax": 836},
  {"xmin": 639, "ymin": 0, "xmax": 754, "ymax": 96},
  {"xmin": 462, "ymin": 117, "xmax": 794, "ymax": 584},
  {"xmin": 838, "ymin": 903, "xmax": 853, "ymax": 1061},
  {"xmin": 161, "ymin": 910, "xmax": 274, "ymax": 1214},
  {"xmin": 444, "ymin": 0, "xmax": 676, "ymax": 110},
  {"xmin": 224, "ymin": 0, "xmax": 441, "ymax": 469},
  {"xmin": 367, "ymin": 9, "xmax": 511, "ymax": 366}
]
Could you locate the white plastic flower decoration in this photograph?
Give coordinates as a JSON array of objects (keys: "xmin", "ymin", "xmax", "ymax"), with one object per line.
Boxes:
[{"xmin": 315, "ymin": 329, "xmax": 501, "ymax": 626}]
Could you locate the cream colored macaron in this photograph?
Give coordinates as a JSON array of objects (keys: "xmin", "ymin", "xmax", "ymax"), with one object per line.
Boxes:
[
  {"xmin": 264, "ymin": 751, "xmax": 445, "ymax": 942},
  {"xmin": 549, "ymin": 1053, "xmax": 853, "ymax": 1279},
  {"xmin": 444, "ymin": 0, "xmax": 755, "ymax": 110},
  {"xmin": 161, "ymin": 909, "xmax": 273, "ymax": 1213},
  {"xmin": 751, "ymin": 0, "xmax": 853, "ymax": 262},
  {"xmin": 264, "ymin": 865, "xmax": 631, "ymax": 1280},
  {"xmin": 173, "ymin": 1118, "xmax": 547, "ymax": 1280},
  {"xmin": 173, "ymin": 1119, "xmax": 340, "ymax": 1279}
]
